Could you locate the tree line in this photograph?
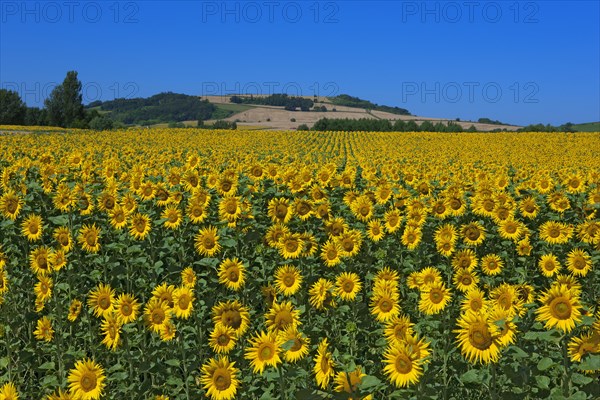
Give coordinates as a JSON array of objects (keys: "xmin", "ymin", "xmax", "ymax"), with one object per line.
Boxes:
[
  {"xmin": 328, "ymin": 94, "xmax": 411, "ymax": 115},
  {"xmin": 230, "ymin": 94, "xmax": 315, "ymax": 111},
  {"xmin": 309, "ymin": 118, "xmax": 468, "ymax": 132}
]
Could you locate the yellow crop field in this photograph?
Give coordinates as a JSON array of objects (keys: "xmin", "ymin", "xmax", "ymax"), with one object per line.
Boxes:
[{"xmin": 0, "ymin": 127, "xmax": 599, "ymax": 399}]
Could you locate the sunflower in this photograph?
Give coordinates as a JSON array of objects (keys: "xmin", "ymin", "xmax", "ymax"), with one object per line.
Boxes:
[
  {"xmin": 152, "ymin": 283, "xmax": 175, "ymax": 309},
  {"xmin": 68, "ymin": 358, "xmax": 105, "ymax": 400},
  {"xmin": 351, "ymin": 195, "xmax": 373, "ymax": 222},
  {"xmin": 172, "ymin": 286, "xmax": 194, "ymax": 319},
  {"xmin": 334, "ymin": 366, "xmax": 367, "ymax": 397},
  {"xmin": 0, "ymin": 190, "xmax": 23, "ymax": 220},
  {"xmin": 68, "ymin": 299, "xmax": 83, "ymax": 322},
  {"xmin": 212, "ymin": 300, "xmax": 251, "ymax": 337},
  {"xmin": 78, "ymin": 224, "xmax": 101, "ymax": 253},
  {"xmin": 97, "ymin": 191, "xmax": 117, "ymax": 212},
  {"xmin": 453, "ymin": 268, "xmax": 479, "ymax": 292},
  {"xmin": 46, "ymin": 388, "xmax": 74, "ymax": 400},
  {"xmin": 34, "ymin": 316, "xmax": 54, "ymax": 342},
  {"xmin": 375, "ymin": 267, "xmax": 399, "ymax": 287},
  {"xmin": 538, "ymin": 253, "xmax": 561, "ymax": 277},
  {"xmin": 186, "ymin": 199, "xmax": 208, "ymax": 224},
  {"xmin": 384, "ymin": 209, "xmax": 402, "ymax": 233},
  {"xmin": 419, "ymin": 282, "xmax": 451, "ymax": 315},
  {"xmin": 181, "ymin": 267, "xmax": 197, "ymax": 288},
  {"xmin": 370, "ymin": 287, "xmax": 400, "ymax": 322},
  {"xmin": 309, "ymin": 278, "xmax": 337, "ymax": 310},
  {"xmin": 480, "ymin": 254, "xmax": 504, "ymax": 276},
  {"xmin": 265, "ymin": 301, "xmax": 300, "ymax": 332},
  {"xmin": 490, "ymin": 284, "xmax": 523, "ymax": 316},
  {"xmin": 568, "ymin": 333, "xmax": 600, "ymax": 362},
  {"xmin": 314, "ymin": 338, "xmax": 336, "ymax": 389},
  {"xmin": 497, "ymin": 218, "xmax": 522, "ymax": 241},
  {"xmin": 326, "ymin": 217, "xmax": 348, "ymax": 238},
  {"xmin": 162, "ymin": 205, "xmax": 182, "ymax": 230},
  {"xmin": 382, "ymin": 343, "xmax": 423, "ymax": 387},
  {"xmin": 276, "ymin": 233, "xmax": 303, "ymax": 259},
  {"xmin": 321, "ymin": 239, "xmax": 342, "ymax": 267},
  {"xmin": 335, "ymin": 272, "xmax": 362, "ymax": 301},
  {"xmin": 293, "ymin": 199, "xmax": 314, "ymax": 221},
  {"xmin": 88, "ymin": 284, "xmax": 115, "ymax": 318},
  {"xmin": 461, "ymin": 222, "xmax": 486, "ymax": 246},
  {"xmin": 279, "ymin": 326, "xmax": 310, "ymax": 363},
  {"xmin": 554, "ymin": 274, "xmax": 582, "ymax": 295},
  {"xmin": 159, "ymin": 320, "xmax": 177, "ymax": 341},
  {"xmin": 274, "ymin": 265, "xmax": 302, "ymax": 296},
  {"xmin": 245, "ymin": 330, "xmax": 282, "ymax": 374},
  {"xmin": 144, "ymin": 298, "xmax": 171, "ymax": 333},
  {"xmin": 577, "ymin": 220, "xmax": 600, "ymax": 243},
  {"xmin": 34, "ymin": 275, "xmax": 53, "ymax": 302},
  {"xmin": 431, "ymin": 198, "xmax": 450, "ymax": 219},
  {"xmin": 201, "ymin": 356, "xmax": 240, "ymax": 400},
  {"xmin": 566, "ymin": 248, "xmax": 592, "ymax": 277},
  {"xmin": 434, "ymin": 223, "xmax": 457, "ymax": 245},
  {"xmin": 0, "ymin": 382, "xmax": 19, "ymax": 400},
  {"xmin": 516, "ymin": 237, "xmax": 532, "ymax": 256},
  {"xmin": 129, "ymin": 212, "xmax": 151, "ymax": 240},
  {"xmin": 519, "ymin": 196, "xmax": 539, "ymax": 219},
  {"xmin": 53, "ymin": 226, "xmax": 73, "ymax": 252},
  {"xmin": 195, "ymin": 226, "xmax": 221, "ymax": 257},
  {"xmin": 436, "ymin": 239, "xmax": 455, "ymax": 257},
  {"xmin": 487, "ymin": 306, "xmax": 517, "ymax": 347},
  {"xmin": 400, "ymin": 226, "xmax": 421, "ymax": 251},
  {"xmin": 0, "ymin": 270, "xmax": 8, "ymax": 295},
  {"xmin": 114, "ymin": 293, "xmax": 140, "ymax": 324},
  {"xmin": 419, "ymin": 267, "xmax": 442, "ymax": 288},
  {"xmin": 268, "ymin": 198, "xmax": 293, "ymax": 223},
  {"xmin": 265, "ymin": 223, "xmax": 289, "ymax": 247},
  {"xmin": 209, "ymin": 325, "xmax": 238, "ymax": 354},
  {"xmin": 366, "ymin": 219, "xmax": 385, "ymax": 242},
  {"xmin": 536, "ymin": 284, "xmax": 582, "ymax": 333},
  {"xmin": 21, "ymin": 214, "xmax": 43, "ymax": 241},
  {"xmin": 461, "ymin": 288, "xmax": 487, "ymax": 313},
  {"xmin": 29, "ymin": 246, "xmax": 52, "ymax": 275},
  {"xmin": 539, "ymin": 221, "xmax": 572, "ymax": 244},
  {"xmin": 100, "ymin": 314, "xmax": 121, "ymax": 351},
  {"xmin": 455, "ymin": 310, "xmax": 501, "ymax": 364},
  {"xmin": 219, "ymin": 196, "xmax": 242, "ymax": 224},
  {"xmin": 452, "ymin": 249, "xmax": 478, "ymax": 271},
  {"xmin": 218, "ymin": 258, "xmax": 246, "ymax": 291},
  {"xmin": 384, "ymin": 314, "xmax": 415, "ymax": 345}
]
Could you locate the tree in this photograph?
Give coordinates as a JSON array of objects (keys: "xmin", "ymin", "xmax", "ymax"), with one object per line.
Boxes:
[
  {"xmin": 89, "ymin": 115, "xmax": 114, "ymax": 131},
  {"xmin": 45, "ymin": 71, "xmax": 86, "ymax": 127},
  {"xmin": 0, "ymin": 89, "xmax": 27, "ymax": 125}
]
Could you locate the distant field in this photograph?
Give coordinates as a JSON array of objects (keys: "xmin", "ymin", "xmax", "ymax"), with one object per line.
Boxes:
[{"xmin": 573, "ymin": 122, "xmax": 600, "ymax": 132}]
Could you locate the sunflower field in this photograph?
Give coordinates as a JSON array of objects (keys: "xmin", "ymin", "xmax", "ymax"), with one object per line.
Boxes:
[{"xmin": 0, "ymin": 127, "xmax": 599, "ymax": 400}]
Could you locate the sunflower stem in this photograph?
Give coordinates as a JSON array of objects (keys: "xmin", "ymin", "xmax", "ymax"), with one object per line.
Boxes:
[
  {"xmin": 561, "ymin": 335, "xmax": 571, "ymax": 397},
  {"xmin": 490, "ymin": 362, "xmax": 497, "ymax": 400},
  {"xmin": 278, "ymin": 365, "xmax": 287, "ymax": 400}
]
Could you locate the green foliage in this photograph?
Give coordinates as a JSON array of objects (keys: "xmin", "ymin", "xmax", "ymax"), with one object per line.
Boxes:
[
  {"xmin": 44, "ymin": 71, "xmax": 86, "ymax": 128},
  {"xmin": 0, "ymin": 89, "xmax": 27, "ymax": 124},
  {"xmin": 93, "ymin": 92, "xmax": 216, "ymax": 125},
  {"xmin": 311, "ymin": 118, "xmax": 465, "ymax": 132},
  {"xmin": 328, "ymin": 94, "xmax": 411, "ymax": 115},
  {"xmin": 230, "ymin": 94, "xmax": 314, "ymax": 111}
]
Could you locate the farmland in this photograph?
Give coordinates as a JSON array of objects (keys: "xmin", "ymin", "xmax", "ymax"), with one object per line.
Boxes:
[{"xmin": 0, "ymin": 127, "xmax": 599, "ymax": 399}]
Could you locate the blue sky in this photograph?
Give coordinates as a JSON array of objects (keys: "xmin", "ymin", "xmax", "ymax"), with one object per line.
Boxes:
[{"xmin": 1, "ymin": 0, "xmax": 599, "ymax": 126}]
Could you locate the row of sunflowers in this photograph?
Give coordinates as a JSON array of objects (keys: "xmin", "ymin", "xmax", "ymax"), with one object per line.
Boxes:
[{"xmin": 0, "ymin": 127, "xmax": 599, "ymax": 399}]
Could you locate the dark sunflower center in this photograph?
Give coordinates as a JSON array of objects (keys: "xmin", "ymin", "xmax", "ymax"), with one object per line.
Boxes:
[
  {"xmin": 395, "ymin": 354, "xmax": 413, "ymax": 374},
  {"xmin": 214, "ymin": 369, "xmax": 231, "ymax": 390},
  {"xmin": 259, "ymin": 344, "xmax": 274, "ymax": 360},
  {"xmin": 550, "ymin": 297, "xmax": 572, "ymax": 319},
  {"xmin": 80, "ymin": 372, "xmax": 97, "ymax": 392},
  {"xmin": 469, "ymin": 324, "xmax": 493, "ymax": 349}
]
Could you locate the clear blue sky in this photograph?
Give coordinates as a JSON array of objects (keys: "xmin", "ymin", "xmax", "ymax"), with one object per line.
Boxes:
[{"xmin": 1, "ymin": 0, "xmax": 599, "ymax": 126}]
